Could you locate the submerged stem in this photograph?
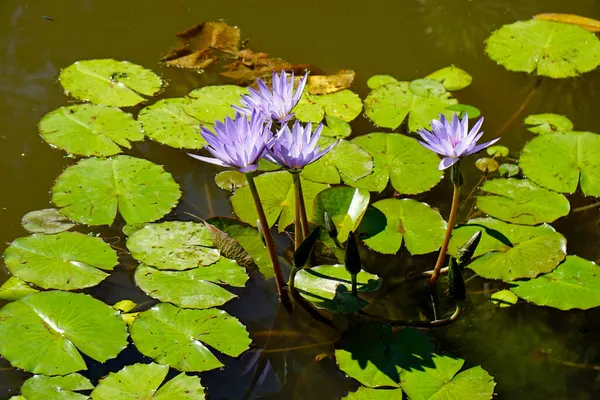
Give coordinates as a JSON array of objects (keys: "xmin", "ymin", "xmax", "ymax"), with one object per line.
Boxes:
[
  {"xmin": 493, "ymin": 76, "xmax": 543, "ymax": 139},
  {"xmin": 292, "ymin": 172, "xmax": 309, "ymax": 239},
  {"xmin": 360, "ymin": 303, "xmax": 463, "ymax": 329}
]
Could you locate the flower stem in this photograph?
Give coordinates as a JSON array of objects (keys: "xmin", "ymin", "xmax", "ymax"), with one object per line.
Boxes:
[
  {"xmin": 292, "ymin": 172, "xmax": 309, "ymax": 238},
  {"xmin": 293, "ymin": 174, "xmax": 303, "ymax": 249},
  {"xmin": 245, "ymin": 173, "xmax": 287, "ymax": 302}
]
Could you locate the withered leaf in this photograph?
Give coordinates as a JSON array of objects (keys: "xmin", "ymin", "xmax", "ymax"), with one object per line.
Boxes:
[{"xmin": 220, "ymin": 49, "xmax": 316, "ymax": 83}]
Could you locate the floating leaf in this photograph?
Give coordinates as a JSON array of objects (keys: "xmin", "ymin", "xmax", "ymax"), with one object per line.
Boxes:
[
  {"xmin": 360, "ymin": 199, "xmax": 446, "ymax": 255},
  {"xmin": 446, "ymin": 104, "xmax": 481, "ymax": 119},
  {"xmin": 476, "ymin": 178, "xmax": 570, "ymax": 225},
  {"xmin": 510, "ymin": 256, "xmax": 600, "ymax": 310},
  {"xmin": 366, "ymin": 75, "xmax": 399, "ymax": 89},
  {"xmin": 22, "ymin": 373, "xmax": 93, "ymax": 400},
  {"xmin": 448, "ymin": 218, "xmax": 566, "ymax": 281},
  {"xmin": 126, "ymin": 221, "xmax": 219, "ymax": 270},
  {"xmin": 485, "ymin": 20, "xmax": 600, "ymax": 78},
  {"xmin": 490, "ymin": 289, "xmax": 518, "ymax": 307},
  {"xmin": 139, "ymin": 98, "xmax": 205, "ymax": 149},
  {"xmin": 231, "ymin": 171, "xmax": 328, "ymax": 232},
  {"xmin": 0, "ymin": 291, "xmax": 128, "ymax": 375},
  {"xmin": 499, "ymin": 163, "xmax": 520, "ymax": 177},
  {"xmin": 4, "ymin": 232, "xmax": 118, "ymax": 290},
  {"xmin": 364, "ymin": 80, "xmax": 457, "ymax": 131},
  {"xmin": 294, "ymin": 265, "xmax": 381, "ymax": 313},
  {"xmin": 39, "ymin": 104, "xmax": 143, "ymax": 157},
  {"xmin": 0, "ymin": 277, "xmax": 39, "ymax": 301},
  {"xmin": 524, "ymin": 113, "xmax": 574, "ymax": 134},
  {"xmin": 21, "ymin": 208, "xmax": 74, "ymax": 234},
  {"xmin": 401, "ymin": 355, "xmax": 496, "ymax": 400},
  {"xmin": 294, "ymin": 90, "xmax": 362, "ymax": 123},
  {"xmin": 344, "ymin": 387, "xmax": 401, "ymax": 399},
  {"xmin": 184, "ymin": 85, "xmax": 248, "ymax": 124},
  {"xmin": 347, "ymin": 133, "xmax": 443, "ymax": 193},
  {"xmin": 59, "ymin": 59, "xmax": 162, "ymax": 107},
  {"xmin": 475, "ymin": 157, "xmax": 499, "ymax": 172},
  {"xmin": 52, "ymin": 156, "xmax": 181, "ymax": 226},
  {"xmin": 91, "ymin": 363, "xmax": 205, "ymax": 400},
  {"xmin": 215, "ymin": 170, "xmax": 247, "ymax": 191},
  {"xmin": 305, "ymin": 69, "xmax": 356, "ymax": 95},
  {"xmin": 131, "ymin": 302, "xmax": 250, "ymax": 372},
  {"xmin": 486, "ymin": 145, "xmax": 509, "ymax": 158},
  {"xmin": 409, "ymin": 78, "xmax": 446, "ymax": 97},
  {"xmin": 312, "ymin": 187, "xmax": 370, "ymax": 243},
  {"xmin": 301, "ymin": 138, "xmax": 373, "ymax": 184},
  {"xmin": 425, "ymin": 65, "xmax": 473, "ymax": 91},
  {"xmin": 519, "ymin": 132, "xmax": 600, "ymax": 196},
  {"xmin": 535, "ymin": 13, "xmax": 600, "ymax": 32},
  {"xmin": 321, "ymin": 115, "xmax": 352, "ymax": 138}
]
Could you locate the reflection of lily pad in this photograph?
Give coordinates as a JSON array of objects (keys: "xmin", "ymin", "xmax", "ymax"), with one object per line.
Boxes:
[
  {"xmin": 131, "ymin": 302, "xmax": 250, "ymax": 372},
  {"xmin": 313, "ymin": 187, "xmax": 370, "ymax": 243},
  {"xmin": 52, "ymin": 156, "xmax": 181, "ymax": 226},
  {"xmin": 294, "ymin": 90, "xmax": 363, "ymax": 123},
  {"xmin": 184, "ymin": 85, "xmax": 248, "ymax": 124},
  {"xmin": 21, "ymin": 208, "xmax": 74, "ymax": 234},
  {"xmin": 485, "ymin": 20, "xmax": 600, "ymax": 78},
  {"xmin": 524, "ymin": 113, "xmax": 574, "ymax": 134},
  {"xmin": 301, "ymin": 138, "xmax": 373, "ymax": 184},
  {"xmin": 22, "ymin": 373, "xmax": 93, "ymax": 400},
  {"xmin": 0, "ymin": 277, "xmax": 39, "ymax": 301}
]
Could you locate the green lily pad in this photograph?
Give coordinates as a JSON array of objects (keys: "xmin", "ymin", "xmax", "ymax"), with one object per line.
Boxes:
[
  {"xmin": 301, "ymin": 138, "xmax": 373, "ymax": 184},
  {"xmin": 126, "ymin": 221, "xmax": 220, "ymax": 270},
  {"xmin": 446, "ymin": 104, "xmax": 481, "ymax": 119},
  {"xmin": 476, "ymin": 178, "xmax": 570, "ymax": 225},
  {"xmin": 22, "ymin": 373, "xmax": 93, "ymax": 400},
  {"xmin": 524, "ymin": 113, "xmax": 574, "ymax": 134},
  {"xmin": 486, "ymin": 145, "xmax": 510, "ymax": 158},
  {"xmin": 135, "ymin": 258, "xmax": 248, "ymax": 309},
  {"xmin": 21, "ymin": 208, "xmax": 75, "ymax": 234},
  {"xmin": 52, "ymin": 156, "xmax": 181, "ymax": 226},
  {"xmin": 425, "ymin": 65, "xmax": 473, "ymax": 91},
  {"xmin": 409, "ymin": 78, "xmax": 447, "ymax": 97},
  {"xmin": 230, "ymin": 171, "xmax": 328, "ymax": 232},
  {"xmin": 366, "ymin": 75, "xmax": 400, "ymax": 89},
  {"xmin": 335, "ymin": 325, "xmax": 434, "ymax": 388},
  {"xmin": 4, "ymin": 232, "xmax": 118, "ymax": 290},
  {"xmin": 499, "ymin": 163, "xmax": 520, "ymax": 177},
  {"xmin": 294, "ymin": 265, "xmax": 381, "ymax": 313},
  {"xmin": 485, "ymin": 19, "xmax": 600, "ymax": 78},
  {"xmin": 91, "ymin": 363, "xmax": 205, "ymax": 400},
  {"xmin": 321, "ymin": 115, "xmax": 352, "ymax": 138},
  {"xmin": 139, "ymin": 98, "xmax": 205, "ymax": 149},
  {"xmin": 347, "ymin": 132, "xmax": 443, "ymax": 193},
  {"xmin": 215, "ymin": 170, "xmax": 248, "ymax": 191},
  {"xmin": 130, "ymin": 302, "xmax": 251, "ymax": 372},
  {"xmin": 59, "ymin": 59, "xmax": 162, "ymax": 107},
  {"xmin": 0, "ymin": 276, "xmax": 39, "ymax": 301},
  {"xmin": 360, "ymin": 198, "xmax": 447, "ymax": 255},
  {"xmin": 364, "ymin": 80, "xmax": 457, "ymax": 131},
  {"xmin": 510, "ymin": 256, "xmax": 600, "ymax": 310},
  {"xmin": 313, "ymin": 187, "xmax": 370, "ymax": 243},
  {"xmin": 184, "ymin": 85, "xmax": 248, "ymax": 124},
  {"xmin": 475, "ymin": 157, "xmax": 499, "ymax": 173},
  {"xmin": 39, "ymin": 104, "xmax": 143, "ymax": 157},
  {"xmin": 401, "ymin": 355, "xmax": 496, "ymax": 400},
  {"xmin": 0, "ymin": 291, "xmax": 128, "ymax": 375},
  {"xmin": 490, "ymin": 289, "xmax": 518, "ymax": 307},
  {"xmin": 344, "ymin": 387, "xmax": 402, "ymax": 399},
  {"xmin": 294, "ymin": 90, "xmax": 363, "ymax": 123},
  {"xmin": 448, "ymin": 217, "xmax": 567, "ymax": 281},
  {"xmin": 519, "ymin": 132, "xmax": 600, "ymax": 196}
]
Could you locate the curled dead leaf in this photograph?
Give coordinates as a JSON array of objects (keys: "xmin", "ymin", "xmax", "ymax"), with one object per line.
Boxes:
[{"xmin": 534, "ymin": 13, "xmax": 600, "ymax": 32}]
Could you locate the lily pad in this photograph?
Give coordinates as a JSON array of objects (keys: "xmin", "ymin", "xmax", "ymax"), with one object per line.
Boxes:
[
  {"xmin": 59, "ymin": 59, "xmax": 162, "ymax": 107},
  {"xmin": 321, "ymin": 115, "xmax": 352, "ymax": 138},
  {"xmin": 39, "ymin": 104, "xmax": 143, "ymax": 156},
  {"xmin": 52, "ymin": 156, "xmax": 181, "ymax": 226},
  {"xmin": 347, "ymin": 132, "xmax": 443, "ymax": 193},
  {"xmin": 360, "ymin": 198, "xmax": 446, "ymax": 255},
  {"xmin": 409, "ymin": 78, "xmax": 447, "ymax": 98},
  {"xmin": 426, "ymin": 65, "xmax": 473, "ymax": 91},
  {"xmin": 4, "ymin": 232, "xmax": 118, "ymax": 290},
  {"xmin": 301, "ymin": 138, "xmax": 373, "ymax": 184},
  {"xmin": 475, "ymin": 157, "xmax": 499, "ymax": 173},
  {"xmin": 401, "ymin": 355, "xmax": 496, "ymax": 400},
  {"xmin": 448, "ymin": 217, "xmax": 567, "ymax": 281},
  {"xmin": 490, "ymin": 289, "xmax": 518, "ymax": 307},
  {"xmin": 364, "ymin": 80, "xmax": 457, "ymax": 131},
  {"xmin": 313, "ymin": 187, "xmax": 370, "ymax": 243},
  {"xmin": 344, "ymin": 387, "xmax": 402, "ymax": 399},
  {"xmin": 0, "ymin": 276, "xmax": 39, "ymax": 301},
  {"xmin": 91, "ymin": 363, "xmax": 205, "ymax": 400},
  {"xmin": 294, "ymin": 265, "xmax": 381, "ymax": 313},
  {"xmin": 519, "ymin": 132, "xmax": 600, "ymax": 196},
  {"xmin": 294, "ymin": 90, "xmax": 363, "ymax": 123},
  {"xmin": 485, "ymin": 19, "xmax": 600, "ymax": 78},
  {"xmin": 0, "ymin": 291, "xmax": 128, "ymax": 375},
  {"xmin": 476, "ymin": 178, "xmax": 570, "ymax": 225},
  {"xmin": 135, "ymin": 258, "xmax": 248, "ymax": 309},
  {"xmin": 139, "ymin": 98, "xmax": 205, "ymax": 149},
  {"xmin": 22, "ymin": 373, "xmax": 93, "ymax": 400},
  {"xmin": 486, "ymin": 145, "xmax": 510, "ymax": 157},
  {"xmin": 21, "ymin": 208, "xmax": 75, "ymax": 234},
  {"xmin": 499, "ymin": 163, "xmax": 520, "ymax": 177},
  {"xmin": 524, "ymin": 113, "xmax": 574, "ymax": 134},
  {"xmin": 510, "ymin": 256, "xmax": 600, "ymax": 310},
  {"xmin": 184, "ymin": 85, "xmax": 248, "ymax": 124},
  {"xmin": 215, "ymin": 170, "xmax": 248, "ymax": 191},
  {"xmin": 446, "ymin": 104, "xmax": 481, "ymax": 119},
  {"xmin": 126, "ymin": 221, "xmax": 220, "ymax": 270},
  {"xmin": 130, "ymin": 302, "xmax": 251, "ymax": 372},
  {"xmin": 230, "ymin": 171, "xmax": 328, "ymax": 232}
]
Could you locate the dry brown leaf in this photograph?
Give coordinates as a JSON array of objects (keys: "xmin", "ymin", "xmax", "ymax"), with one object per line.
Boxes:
[
  {"xmin": 306, "ymin": 69, "xmax": 355, "ymax": 94},
  {"xmin": 535, "ymin": 13, "xmax": 600, "ymax": 32},
  {"xmin": 220, "ymin": 49, "xmax": 315, "ymax": 83}
]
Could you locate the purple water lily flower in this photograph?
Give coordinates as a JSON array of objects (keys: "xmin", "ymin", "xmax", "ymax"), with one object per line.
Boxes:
[
  {"xmin": 233, "ymin": 70, "xmax": 308, "ymax": 124},
  {"xmin": 265, "ymin": 120, "xmax": 338, "ymax": 171},
  {"xmin": 188, "ymin": 111, "xmax": 272, "ymax": 173},
  {"xmin": 417, "ymin": 113, "xmax": 500, "ymax": 170}
]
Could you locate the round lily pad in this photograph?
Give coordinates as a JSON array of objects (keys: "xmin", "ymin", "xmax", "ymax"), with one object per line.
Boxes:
[
  {"xmin": 485, "ymin": 19, "xmax": 600, "ymax": 78},
  {"xmin": 0, "ymin": 276, "xmax": 39, "ymax": 301},
  {"xmin": 130, "ymin": 302, "xmax": 251, "ymax": 372},
  {"xmin": 499, "ymin": 163, "xmax": 520, "ymax": 177},
  {"xmin": 0, "ymin": 291, "xmax": 128, "ymax": 375},
  {"xmin": 475, "ymin": 157, "xmax": 499, "ymax": 172},
  {"xmin": 4, "ymin": 232, "xmax": 118, "ymax": 290},
  {"xmin": 90, "ymin": 363, "xmax": 205, "ymax": 400},
  {"xmin": 347, "ymin": 133, "xmax": 443, "ymax": 193},
  {"xmin": 425, "ymin": 65, "xmax": 473, "ymax": 91},
  {"xmin": 486, "ymin": 145, "xmax": 510, "ymax": 157},
  {"xmin": 52, "ymin": 156, "xmax": 181, "ymax": 226},
  {"xmin": 184, "ymin": 85, "xmax": 248, "ymax": 124},
  {"xmin": 344, "ymin": 387, "xmax": 402, "ymax": 399},
  {"xmin": 59, "ymin": 59, "xmax": 163, "ymax": 107},
  {"xmin": 490, "ymin": 289, "xmax": 518, "ymax": 308},
  {"xmin": 321, "ymin": 115, "xmax": 352, "ymax": 138},
  {"xmin": 360, "ymin": 198, "xmax": 446, "ymax": 255},
  {"xmin": 126, "ymin": 221, "xmax": 220, "ymax": 270},
  {"xmin": 524, "ymin": 113, "xmax": 574, "ymax": 134},
  {"xmin": 215, "ymin": 170, "xmax": 248, "ymax": 191},
  {"xmin": 294, "ymin": 265, "xmax": 381, "ymax": 313},
  {"xmin": 39, "ymin": 104, "xmax": 143, "ymax": 156},
  {"xmin": 510, "ymin": 256, "xmax": 600, "ymax": 310},
  {"xmin": 312, "ymin": 187, "xmax": 370, "ymax": 243},
  {"xmin": 294, "ymin": 90, "xmax": 363, "ymax": 123},
  {"xmin": 134, "ymin": 258, "xmax": 248, "ymax": 309},
  {"xmin": 476, "ymin": 178, "xmax": 570, "ymax": 225},
  {"xmin": 22, "ymin": 373, "xmax": 93, "ymax": 400},
  {"xmin": 448, "ymin": 217, "xmax": 567, "ymax": 281},
  {"xmin": 21, "ymin": 208, "xmax": 74, "ymax": 234},
  {"xmin": 301, "ymin": 138, "xmax": 373, "ymax": 184}
]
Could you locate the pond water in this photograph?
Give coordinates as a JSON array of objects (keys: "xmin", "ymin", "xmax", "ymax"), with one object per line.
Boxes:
[{"xmin": 1, "ymin": 0, "xmax": 600, "ymax": 399}]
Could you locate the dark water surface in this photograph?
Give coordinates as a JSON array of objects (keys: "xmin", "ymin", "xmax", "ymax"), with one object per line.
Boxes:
[{"xmin": 1, "ymin": 0, "xmax": 600, "ymax": 399}]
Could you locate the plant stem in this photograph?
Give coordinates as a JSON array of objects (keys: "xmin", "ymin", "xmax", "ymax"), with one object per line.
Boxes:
[
  {"xmin": 294, "ymin": 190, "xmax": 302, "ymax": 250},
  {"xmin": 245, "ymin": 173, "xmax": 288, "ymax": 302},
  {"xmin": 572, "ymin": 201, "xmax": 600, "ymax": 213},
  {"xmin": 359, "ymin": 303, "xmax": 463, "ymax": 328},
  {"xmin": 292, "ymin": 172, "xmax": 309, "ymax": 239},
  {"xmin": 351, "ymin": 273, "xmax": 358, "ymax": 296}
]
